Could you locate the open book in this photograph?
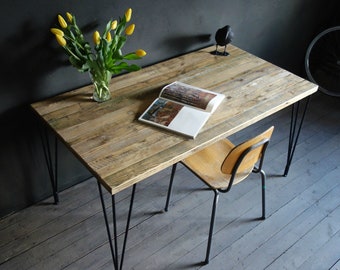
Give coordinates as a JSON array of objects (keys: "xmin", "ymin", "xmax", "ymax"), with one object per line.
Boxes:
[{"xmin": 138, "ymin": 81, "xmax": 225, "ymax": 138}]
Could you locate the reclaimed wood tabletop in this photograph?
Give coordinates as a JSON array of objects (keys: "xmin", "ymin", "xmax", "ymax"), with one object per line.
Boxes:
[{"xmin": 31, "ymin": 45, "xmax": 318, "ymax": 195}]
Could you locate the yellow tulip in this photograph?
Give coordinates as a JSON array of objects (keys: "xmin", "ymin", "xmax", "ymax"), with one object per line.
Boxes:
[
  {"xmin": 66, "ymin": 12, "xmax": 73, "ymax": 23},
  {"xmin": 125, "ymin": 8, "xmax": 132, "ymax": 22},
  {"xmin": 50, "ymin": 28, "xmax": 64, "ymax": 36},
  {"xmin": 58, "ymin": 14, "xmax": 68, "ymax": 29},
  {"xmin": 135, "ymin": 49, "xmax": 146, "ymax": 57},
  {"xmin": 106, "ymin": 31, "xmax": 112, "ymax": 42},
  {"xmin": 55, "ymin": 34, "xmax": 67, "ymax": 47},
  {"xmin": 111, "ymin": 20, "xmax": 117, "ymax": 30},
  {"xmin": 93, "ymin": 31, "xmax": 101, "ymax": 45},
  {"xmin": 125, "ymin": 24, "xmax": 135, "ymax": 35}
]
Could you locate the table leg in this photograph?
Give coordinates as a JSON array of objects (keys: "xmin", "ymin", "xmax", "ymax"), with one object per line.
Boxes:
[
  {"xmin": 284, "ymin": 96, "xmax": 311, "ymax": 176},
  {"xmin": 39, "ymin": 126, "xmax": 59, "ymax": 204},
  {"xmin": 97, "ymin": 181, "xmax": 136, "ymax": 270}
]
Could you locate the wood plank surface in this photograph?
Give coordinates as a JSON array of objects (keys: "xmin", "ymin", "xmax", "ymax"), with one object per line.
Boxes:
[
  {"xmin": 31, "ymin": 45, "xmax": 318, "ymax": 195},
  {"xmin": 2, "ymin": 92, "xmax": 340, "ymax": 270}
]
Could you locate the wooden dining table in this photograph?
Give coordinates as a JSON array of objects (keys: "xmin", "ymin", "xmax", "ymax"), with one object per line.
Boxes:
[{"xmin": 31, "ymin": 44, "xmax": 318, "ymax": 269}]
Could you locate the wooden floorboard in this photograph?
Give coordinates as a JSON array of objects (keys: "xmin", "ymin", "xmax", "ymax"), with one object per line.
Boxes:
[{"xmin": 0, "ymin": 92, "xmax": 339, "ymax": 270}]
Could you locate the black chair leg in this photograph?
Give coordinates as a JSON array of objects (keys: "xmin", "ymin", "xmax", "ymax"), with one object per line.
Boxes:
[
  {"xmin": 204, "ymin": 189, "xmax": 219, "ymax": 264},
  {"xmin": 165, "ymin": 163, "xmax": 177, "ymax": 212},
  {"xmin": 261, "ymin": 170, "xmax": 266, "ymax": 219}
]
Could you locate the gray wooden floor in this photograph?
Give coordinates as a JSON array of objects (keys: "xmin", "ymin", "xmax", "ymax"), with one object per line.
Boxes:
[{"xmin": 1, "ymin": 92, "xmax": 339, "ymax": 270}]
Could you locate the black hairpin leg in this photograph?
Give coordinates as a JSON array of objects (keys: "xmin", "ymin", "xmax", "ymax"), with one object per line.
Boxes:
[
  {"xmin": 284, "ymin": 96, "xmax": 311, "ymax": 176},
  {"xmin": 40, "ymin": 126, "xmax": 59, "ymax": 204},
  {"xmin": 97, "ymin": 182, "xmax": 136, "ymax": 270}
]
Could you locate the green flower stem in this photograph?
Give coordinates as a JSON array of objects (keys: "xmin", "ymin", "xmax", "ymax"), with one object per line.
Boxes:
[
  {"xmin": 64, "ymin": 35, "xmax": 86, "ymax": 51},
  {"xmin": 89, "ymin": 61, "xmax": 112, "ymax": 101},
  {"xmin": 64, "ymin": 46, "xmax": 82, "ymax": 61}
]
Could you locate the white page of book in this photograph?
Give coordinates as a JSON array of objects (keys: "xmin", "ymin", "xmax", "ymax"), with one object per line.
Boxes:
[{"xmin": 167, "ymin": 106, "xmax": 210, "ymax": 138}]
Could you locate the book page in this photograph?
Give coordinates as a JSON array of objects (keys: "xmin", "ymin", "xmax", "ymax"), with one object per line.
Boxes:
[
  {"xmin": 140, "ymin": 99, "xmax": 183, "ymax": 126},
  {"xmin": 167, "ymin": 106, "xmax": 210, "ymax": 138},
  {"xmin": 160, "ymin": 81, "xmax": 221, "ymax": 112},
  {"xmin": 139, "ymin": 98, "xmax": 210, "ymax": 138}
]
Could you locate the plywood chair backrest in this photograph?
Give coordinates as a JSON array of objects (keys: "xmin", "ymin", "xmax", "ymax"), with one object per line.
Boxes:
[{"xmin": 221, "ymin": 126, "xmax": 274, "ymax": 175}]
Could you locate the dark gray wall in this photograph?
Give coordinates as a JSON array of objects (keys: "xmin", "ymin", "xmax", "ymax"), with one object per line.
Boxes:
[{"xmin": 0, "ymin": 0, "xmax": 337, "ymax": 217}]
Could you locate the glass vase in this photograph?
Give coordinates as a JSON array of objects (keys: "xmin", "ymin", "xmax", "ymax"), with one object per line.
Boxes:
[{"xmin": 89, "ymin": 69, "xmax": 112, "ymax": 102}]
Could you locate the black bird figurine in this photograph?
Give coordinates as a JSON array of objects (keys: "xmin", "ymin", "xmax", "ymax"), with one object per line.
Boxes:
[{"xmin": 214, "ymin": 25, "xmax": 234, "ymax": 56}]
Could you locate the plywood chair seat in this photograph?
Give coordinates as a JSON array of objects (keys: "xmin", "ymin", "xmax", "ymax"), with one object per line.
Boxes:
[
  {"xmin": 182, "ymin": 139, "xmax": 253, "ymax": 190},
  {"xmin": 164, "ymin": 126, "xmax": 274, "ymax": 265}
]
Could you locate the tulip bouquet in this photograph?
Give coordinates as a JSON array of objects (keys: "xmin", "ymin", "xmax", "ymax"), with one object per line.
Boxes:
[{"xmin": 50, "ymin": 8, "xmax": 146, "ymax": 102}]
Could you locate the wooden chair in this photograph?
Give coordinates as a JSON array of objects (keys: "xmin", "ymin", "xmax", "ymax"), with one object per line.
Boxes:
[{"xmin": 164, "ymin": 126, "xmax": 274, "ymax": 264}]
